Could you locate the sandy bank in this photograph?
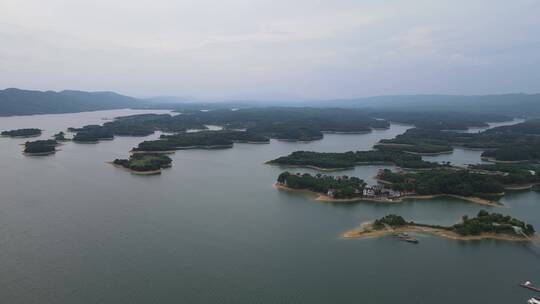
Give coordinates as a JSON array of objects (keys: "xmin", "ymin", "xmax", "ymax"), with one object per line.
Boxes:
[{"xmin": 343, "ymin": 222, "xmax": 537, "ymax": 242}]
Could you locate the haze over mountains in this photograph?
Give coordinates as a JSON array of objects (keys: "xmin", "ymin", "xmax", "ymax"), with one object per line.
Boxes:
[{"xmin": 1, "ymin": 87, "xmax": 539, "ymax": 117}]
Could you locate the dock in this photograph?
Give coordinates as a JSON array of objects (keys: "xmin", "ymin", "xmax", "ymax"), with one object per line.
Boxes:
[{"xmin": 521, "ymin": 282, "xmax": 540, "ymax": 292}]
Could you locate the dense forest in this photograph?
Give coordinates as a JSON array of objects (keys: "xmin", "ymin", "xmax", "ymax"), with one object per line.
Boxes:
[
  {"xmin": 268, "ymin": 150, "xmax": 441, "ymax": 169},
  {"xmin": 113, "ymin": 154, "xmax": 172, "ymax": 172},
  {"xmin": 377, "ymin": 169, "xmax": 505, "ymax": 198},
  {"xmin": 373, "ymin": 214, "xmax": 408, "ymax": 229},
  {"xmin": 70, "ymin": 108, "xmax": 392, "ymax": 143},
  {"xmin": 71, "ymin": 125, "xmax": 114, "ymax": 142},
  {"xmin": 68, "ymin": 113, "xmax": 210, "ymax": 142},
  {"xmin": 2, "ymin": 128, "xmax": 42, "ymax": 137},
  {"xmin": 277, "ymin": 172, "xmax": 365, "ymax": 199},
  {"xmin": 179, "ymin": 107, "xmax": 390, "ymax": 132},
  {"xmin": 370, "ymin": 111, "xmax": 509, "ymax": 130},
  {"xmin": 133, "ymin": 130, "xmax": 269, "ymax": 152},
  {"xmin": 64, "ymin": 107, "xmax": 522, "ymax": 148},
  {"xmin": 453, "ymin": 210, "xmax": 535, "ymax": 236},
  {"xmin": 23, "ymin": 140, "xmax": 58, "ymax": 154},
  {"xmin": 377, "ymin": 119, "xmax": 540, "ymax": 161},
  {"xmin": 468, "ymin": 164, "xmax": 540, "ymax": 185}
]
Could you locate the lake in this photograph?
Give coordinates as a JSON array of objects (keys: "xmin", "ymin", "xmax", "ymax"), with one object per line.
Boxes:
[{"xmin": 0, "ymin": 109, "xmax": 538, "ymax": 303}]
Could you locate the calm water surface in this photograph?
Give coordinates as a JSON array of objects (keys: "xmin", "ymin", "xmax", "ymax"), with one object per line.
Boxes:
[{"xmin": 0, "ymin": 110, "xmax": 538, "ymax": 303}]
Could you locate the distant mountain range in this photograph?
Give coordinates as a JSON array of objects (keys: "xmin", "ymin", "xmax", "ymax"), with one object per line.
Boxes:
[
  {"xmin": 311, "ymin": 94, "xmax": 540, "ymax": 117},
  {"xmin": 1, "ymin": 88, "xmax": 539, "ymax": 117}
]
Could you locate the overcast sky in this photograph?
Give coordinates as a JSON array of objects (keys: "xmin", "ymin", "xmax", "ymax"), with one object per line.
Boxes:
[{"xmin": 1, "ymin": 0, "xmax": 539, "ymax": 99}]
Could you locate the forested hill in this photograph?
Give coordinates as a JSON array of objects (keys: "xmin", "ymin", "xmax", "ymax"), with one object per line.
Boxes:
[{"xmin": 0, "ymin": 88, "xmax": 145, "ymax": 116}]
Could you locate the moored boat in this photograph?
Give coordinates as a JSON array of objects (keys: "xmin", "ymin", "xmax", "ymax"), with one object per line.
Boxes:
[{"xmin": 527, "ymin": 297, "xmax": 540, "ymax": 304}]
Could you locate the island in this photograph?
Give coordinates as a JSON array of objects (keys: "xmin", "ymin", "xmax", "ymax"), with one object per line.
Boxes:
[
  {"xmin": 111, "ymin": 154, "xmax": 173, "ymax": 175},
  {"xmin": 2, "ymin": 128, "xmax": 42, "ymax": 138},
  {"xmin": 23, "ymin": 140, "xmax": 59, "ymax": 155},
  {"xmin": 275, "ymin": 169, "xmax": 508, "ymax": 206},
  {"xmin": 267, "ymin": 150, "xmax": 442, "ymax": 171},
  {"xmin": 72, "ymin": 125, "xmax": 114, "ymax": 143},
  {"xmin": 343, "ymin": 211, "xmax": 536, "ymax": 242},
  {"xmin": 132, "ymin": 130, "xmax": 269, "ymax": 153}
]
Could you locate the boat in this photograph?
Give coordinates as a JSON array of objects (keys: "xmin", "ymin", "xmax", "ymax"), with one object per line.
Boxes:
[
  {"xmin": 527, "ymin": 298, "xmax": 540, "ymax": 304},
  {"xmin": 403, "ymin": 237, "xmax": 419, "ymax": 244},
  {"xmin": 521, "ymin": 281, "xmax": 540, "ymax": 292}
]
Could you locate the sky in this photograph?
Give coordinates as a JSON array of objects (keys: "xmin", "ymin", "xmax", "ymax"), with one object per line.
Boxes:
[{"xmin": 1, "ymin": 0, "xmax": 539, "ymax": 100}]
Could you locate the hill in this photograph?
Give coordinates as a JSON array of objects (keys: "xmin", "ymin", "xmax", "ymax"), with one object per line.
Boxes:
[{"xmin": 0, "ymin": 88, "xmax": 145, "ymax": 116}]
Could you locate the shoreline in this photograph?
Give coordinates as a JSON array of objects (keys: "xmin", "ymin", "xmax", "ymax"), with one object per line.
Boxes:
[
  {"xmin": 481, "ymin": 157, "xmax": 531, "ymax": 164},
  {"xmin": 504, "ymin": 184, "xmax": 539, "ymax": 191},
  {"xmin": 274, "ymin": 183, "xmax": 502, "ymax": 206},
  {"xmin": 265, "ymin": 162, "xmax": 354, "ymax": 172},
  {"xmin": 343, "ymin": 222, "xmax": 537, "ymax": 242},
  {"xmin": 265, "ymin": 161, "xmax": 427, "ymax": 172},
  {"xmin": 23, "ymin": 150, "xmax": 57, "ymax": 156},
  {"xmin": 374, "ymin": 143, "xmax": 454, "ymax": 155},
  {"xmin": 321, "ymin": 130, "xmax": 371, "ymax": 134},
  {"xmin": 403, "ymin": 150, "xmax": 454, "ymax": 156},
  {"xmin": 2, "ymin": 134, "xmax": 42, "ymax": 138},
  {"xmin": 175, "ymin": 144, "xmax": 233, "ymax": 150},
  {"xmin": 131, "ymin": 150, "xmax": 176, "ymax": 154},
  {"xmin": 232, "ymin": 140, "xmax": 270, "ymax": 144},
  {"xmin": 274, "ymin": 137, "xmax": 323, "ymax": 143}
]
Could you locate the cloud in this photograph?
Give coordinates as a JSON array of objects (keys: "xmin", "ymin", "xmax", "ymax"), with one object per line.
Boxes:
[{"xmin": 0, "ymin": 0, "xmax": 539, "ymax": 98}]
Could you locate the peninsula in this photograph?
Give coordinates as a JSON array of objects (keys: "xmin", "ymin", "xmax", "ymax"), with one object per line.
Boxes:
[
  {"xmin": 275, "ymin": 170, "xmax": 507, "ymax": 206},
  {"xmin": 343, "ymin": 212, "xmax": 536, "ymax": 242}
]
